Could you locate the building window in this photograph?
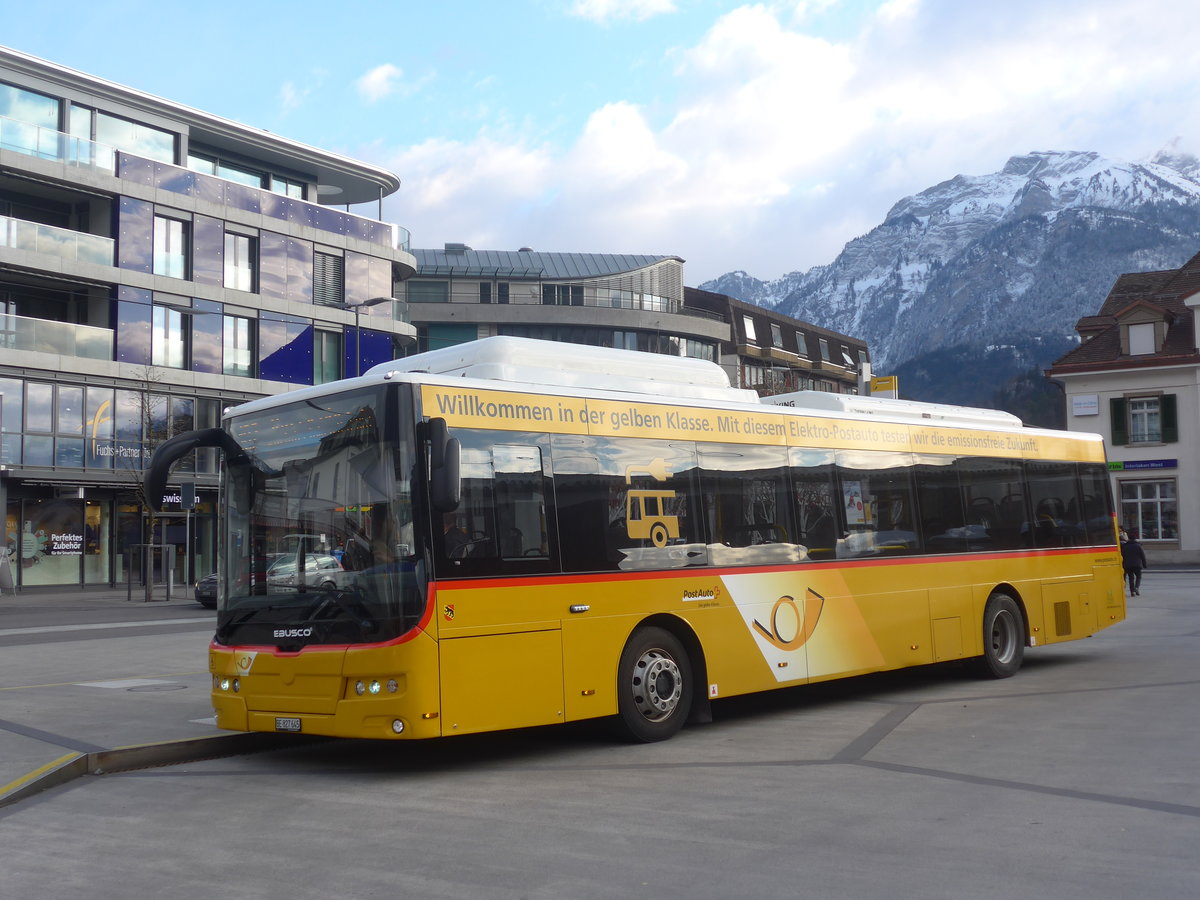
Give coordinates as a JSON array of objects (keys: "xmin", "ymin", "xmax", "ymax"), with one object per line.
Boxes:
[
  {"xmin": 742, "ymin": 315, "xmax": 757, "ymax": 344},
  {"xmin": 152, "ymin": 306, "xmax": 186, "ymax": 369},
  {"xmin": 0, "ymin": 83, "xmax": 59, "ymax": 130},
  {"xmin": 408, "ymin": 280, "xmax": 449, "ymax": 303},
  {"xmin": 1111, "ymin": 395, "xmax": 1177, "ymax": 445},
  {"xmin": 270, "ymin": 175, "xmax": 305, "ymax": 199},
  {"xmin": 497, "ymin": 283, "xmax": 509, "ymax": 304},
  {"xmin": 314, "ymin": 330, "xmax": 341, "ymax": 384},
  {"xmin": 223, "ymin": 315, "xmax": 253, "ymax": 377},
  {"xmin": 1127, "ymin": 322, "xmax": 1156, "ymax": 355},
  {"xmin": 94, "ymin": 111, "xmax": 175, "ymax": 163},
  {"xmin": 313, "ymin": 251, "xmax": 344, "ymax": 305},
  {"xmin": 224, "ymin": 233, "xmax": 257, "ymax": 292},
  {"xmin": 153, "ymin": 216, "xmax": 189, "ymax": 279},
  {"xmin": 818, "ymin": 338, "xmax": 831, "ymax": 362},
  {"xmin": 187, "ymin": 152, "xmax": 265, "ymax": 189},
  {"xmin": 479, "ymin": 283, "xmax": 492, "ymax": 304},
  {"xmin": 1130, "ymin": 397, "xmax": 1160, "ymax": 443},
  {"xmin": 794, "ymin": 331, "xmax": 808, "ymax": 357},
  {"xmin": 770, "ymin": 323, "xmax": 784, "ymax": 348},
  {"xmin": 1120, "ymin": 480, "xmax": 1177, "ymax": 541},
  {"xmin": 542, "ymin": 284, "xmax": 584, "ymax": 306}
]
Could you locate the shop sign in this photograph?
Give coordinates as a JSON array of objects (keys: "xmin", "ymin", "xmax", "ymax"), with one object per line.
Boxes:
[{"xmin": 1108, "ymin": 459, "xmax": 1177, "ymax": 471}]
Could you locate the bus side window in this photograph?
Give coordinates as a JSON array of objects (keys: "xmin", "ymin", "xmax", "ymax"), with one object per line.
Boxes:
[
  {"xmin": 552, "ymin": 435, "xmax": 705, "ymax": 573},
  {"xmin": 438, "ymin": 430, "xmax": 557, "ymax": 577},
  {"xmin": 914, "ymin": 455, "xmax": 968, "ymax": 554},
  {"xmin": 697, "ymin": 443, "xmax": 796, "ymax": 566},
  {"xmin": 788, "ymin": 448, "xmax": 838, "ymax": 560},
  {"xmin": 835, "ymin": 450, "xmax": 918, "ymax": 558},
  {"xmin": 1027, "ymin": 460, "xmax": 1085, "ymax": 548},
  {"xmin": 1079, "ymin": 463, "xmax": 1117, "ymax": 545},
  {"xmin": 958, "ymin": 458, "xmax": 1028, "ymax": 550}
]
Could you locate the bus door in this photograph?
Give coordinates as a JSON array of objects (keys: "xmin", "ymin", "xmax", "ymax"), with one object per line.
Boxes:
[{"xmin": 434, "ymin": 435, "xmax": 564, "ymax": 735}]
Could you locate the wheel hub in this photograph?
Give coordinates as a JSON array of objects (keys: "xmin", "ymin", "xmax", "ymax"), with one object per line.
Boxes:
[{"xmin": 632, "ymin": 649, "xmax": 682, "ymax": 721}]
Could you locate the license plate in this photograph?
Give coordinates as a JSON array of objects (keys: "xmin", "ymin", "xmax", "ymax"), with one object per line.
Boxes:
[{"xmin": 275, "ymin": 717, "xmax": 302, "ymax": 733}]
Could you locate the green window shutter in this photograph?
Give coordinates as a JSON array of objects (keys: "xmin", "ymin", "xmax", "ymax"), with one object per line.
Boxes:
[
  {"xmin": 1162, "ymin": 394, "xmax": 1178, "ymax": 443},
  {"xmin": 1110, "ymin": 398, "xmax": 1128, "ymax": 445}
]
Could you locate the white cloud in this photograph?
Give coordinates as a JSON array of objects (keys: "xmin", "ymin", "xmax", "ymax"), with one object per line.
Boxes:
[
  {"xmin": 569, "ymin": 0, "xmax": 677, "ymax": 25},
  {"xmin": 357, "ymin": 63, "xmax": 405, "ymax": 103},
  {"xmin": 383, "ymin": 0, "xmax": 1200, "ymax": 282},
  {"xmin": 279, "ymin": 81, "xmax": 308, "ymax": 114}
]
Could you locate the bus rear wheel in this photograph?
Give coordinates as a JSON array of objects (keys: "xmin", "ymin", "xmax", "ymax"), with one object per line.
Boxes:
[
  {"xmin": 616, "ymin": 627, "xmax": 693, "ymax": 742},
  {"xmin": 976, "ymin": 592, "xmax": 1024, "ymax": 678}
]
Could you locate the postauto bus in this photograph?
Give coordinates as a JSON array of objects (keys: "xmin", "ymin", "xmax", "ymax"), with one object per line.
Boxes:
[{"xmin": 146, "ymin": 337, "xmax": 1125, "ymax": 743}]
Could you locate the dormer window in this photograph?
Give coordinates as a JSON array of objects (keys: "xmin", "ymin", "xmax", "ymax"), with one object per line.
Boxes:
[{"xmin": 1127, "ymin": 322, "xmax": 1155, "ymax": 355}]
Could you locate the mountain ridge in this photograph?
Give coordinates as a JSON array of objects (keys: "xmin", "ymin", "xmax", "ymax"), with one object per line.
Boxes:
[{"xmin": 701, "ymin": 149, "xmax": 1200, "ymax": 384}]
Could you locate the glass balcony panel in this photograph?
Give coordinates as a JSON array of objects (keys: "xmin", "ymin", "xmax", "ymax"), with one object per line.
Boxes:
[
  {"xmin": 1, "ymin": 215, "xmax": 115, "ymax": 267},
  {"xmin": 259, "ymin": 190, "xmax": 288, "ymax": 221},
  {"xmin": 1, "ymin": 114, "xmax": 119, "ymax": 175},
  {"xmin": 117, "ymin": 152, "xmax": 156, "ymax": 186},
  {"xmin": 0, "ymin": 313, "xmax": 114, "ymax": 361},
  {"xmin": 194, "ymin": 170, "xmax": 226, "ymax": 204},
  {"xmin": 225, "ymin": 182, "xmax": 261, "ymax": 215},
  {"xmin": 155, "ymin": 162, "xmax": 196, "ymax": 195}
]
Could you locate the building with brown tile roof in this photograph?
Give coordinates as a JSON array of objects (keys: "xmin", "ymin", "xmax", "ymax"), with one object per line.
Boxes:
[{"xmin": 1048, "ymin": 251, "xmax": 1200, "ymax": 563}]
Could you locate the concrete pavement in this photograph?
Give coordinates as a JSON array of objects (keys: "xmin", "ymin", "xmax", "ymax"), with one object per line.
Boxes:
[
  {"xmin": 0, "ymin": 585, "xmax": 303, "ymax": 808},
  {"xmin": 2, "ymin": 570, "xmax": 1195, "ymax": 812}
]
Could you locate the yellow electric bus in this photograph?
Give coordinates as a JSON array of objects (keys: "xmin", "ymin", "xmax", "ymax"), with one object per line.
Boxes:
[{"xmin": 147, "ymin": 337, "xmax": 1126, "ymax": 743}]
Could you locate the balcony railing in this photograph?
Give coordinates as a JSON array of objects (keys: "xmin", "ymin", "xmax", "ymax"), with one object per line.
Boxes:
[
  {"xmin": 0, "ymin": 312, "xmax": 114, "ymax": 360},
  {"xmin": 0, "ymin": 113, "xmax": 117, "ymax": 172},
  {"xmin": 117, "ymin": 153, "xmax": 412, "ymax": 253},
  {"xmin": 0, "ymin": 113, "xmax": 412, "ymax": 255},
  {"xmin": 0, "ymin": 214, "xmax": 115, "ymax": 266}
]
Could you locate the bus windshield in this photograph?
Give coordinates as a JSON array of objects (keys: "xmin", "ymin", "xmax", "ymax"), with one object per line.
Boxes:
[{"xmin": 215, "ymin": 383, "xmax": 424, "ymax": 648}]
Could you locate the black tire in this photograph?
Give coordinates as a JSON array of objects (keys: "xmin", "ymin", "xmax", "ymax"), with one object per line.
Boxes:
[
  {"xmin": 976, "ymin": 592, "xmax": 1025, "ymax": 678},
  {"xmin": 616, "ymin": 626, "xmax": 693, "ymax": 742}
]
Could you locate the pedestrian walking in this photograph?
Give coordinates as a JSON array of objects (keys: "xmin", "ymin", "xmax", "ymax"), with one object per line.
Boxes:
[{"xmin": 1120, "ymin": 530, "xmax": 1147, "ymax": 596}]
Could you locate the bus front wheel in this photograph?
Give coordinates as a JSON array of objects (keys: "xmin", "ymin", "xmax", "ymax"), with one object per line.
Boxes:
[
  {"xmin": 616, "ymin": 627, "xmax": 693, "ymax": 742},
  {"xmin": 976, "ymin": 592, "xmax": 1024, "ymax": 678}
]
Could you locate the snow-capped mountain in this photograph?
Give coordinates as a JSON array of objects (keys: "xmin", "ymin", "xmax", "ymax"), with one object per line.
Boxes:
[{"xmin": 702, "ymin": 150, "xmax": 1200, "ymax": 381}]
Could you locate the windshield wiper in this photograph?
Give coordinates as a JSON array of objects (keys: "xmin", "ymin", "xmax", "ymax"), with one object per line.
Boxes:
[
  {"xmin": 303, "ymin": 588, "xmax": 377, "ymax": 637},
  {"xmin": 214, "ymin": 603, "xmax": 279, "ymax": 643}
]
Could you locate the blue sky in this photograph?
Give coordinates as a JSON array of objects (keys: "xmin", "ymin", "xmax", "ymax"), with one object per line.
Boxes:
[{"xmin": 6, "ymin": 0, "xmax": 1200, "ymax": 282}]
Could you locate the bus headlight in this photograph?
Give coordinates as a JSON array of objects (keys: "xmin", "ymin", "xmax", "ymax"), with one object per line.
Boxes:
[
  {"xmin": 355, "ymin": 680, "xmax": 366, "ymax": 696},
  {"xmin": 368, "ymin": 680, "xmax": 381, "ymax": 695}
]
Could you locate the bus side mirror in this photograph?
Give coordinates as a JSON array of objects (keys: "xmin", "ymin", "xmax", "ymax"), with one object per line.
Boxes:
[
  {"xmin": 431, "ymin": 437, "xmax": 461, "ymax": 512},
  {"xmin": 145, "ymin": 427, "xmax": 247, "ymax": 511}
]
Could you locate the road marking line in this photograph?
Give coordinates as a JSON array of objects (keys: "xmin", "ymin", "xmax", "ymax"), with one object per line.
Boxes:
[
  {"xmin": 0, "ymin": 752, "xmax": 82, "ymax": 798},
  {"xmin": 0, "ymin": 670, "xmax": 207, "ymax": 693},
  {"xmin": 0, "ymin": 617, "xmax": 213, "ymax": 638},
  {"xmin": 77, "ymin": 678, "xmax": 180, "ymax": 689}
]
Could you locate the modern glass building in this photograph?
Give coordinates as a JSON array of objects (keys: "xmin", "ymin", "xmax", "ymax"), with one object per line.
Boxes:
[{"xmin": 0, "ymin": 46, "xmax": 416, "ymax": 591}]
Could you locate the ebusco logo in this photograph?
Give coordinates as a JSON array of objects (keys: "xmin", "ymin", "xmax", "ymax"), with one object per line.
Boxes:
[{"xmin": 273, "ymin": 627, "xmax": 314, "ymax": 639}]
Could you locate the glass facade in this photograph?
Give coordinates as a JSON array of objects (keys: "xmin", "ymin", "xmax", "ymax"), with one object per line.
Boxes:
[{"xmin": 1, "ymin": 64, "xmax": 410, "ymax": 590}]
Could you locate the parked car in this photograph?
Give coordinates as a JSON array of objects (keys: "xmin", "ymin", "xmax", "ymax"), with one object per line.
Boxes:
[
  {"xmin": 194, "ymin": 572, "xmax": 218, "ymax": 609},
  {"xmin": 266, "ymin": 553, "xmax": 347, "ymax": 593}
]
